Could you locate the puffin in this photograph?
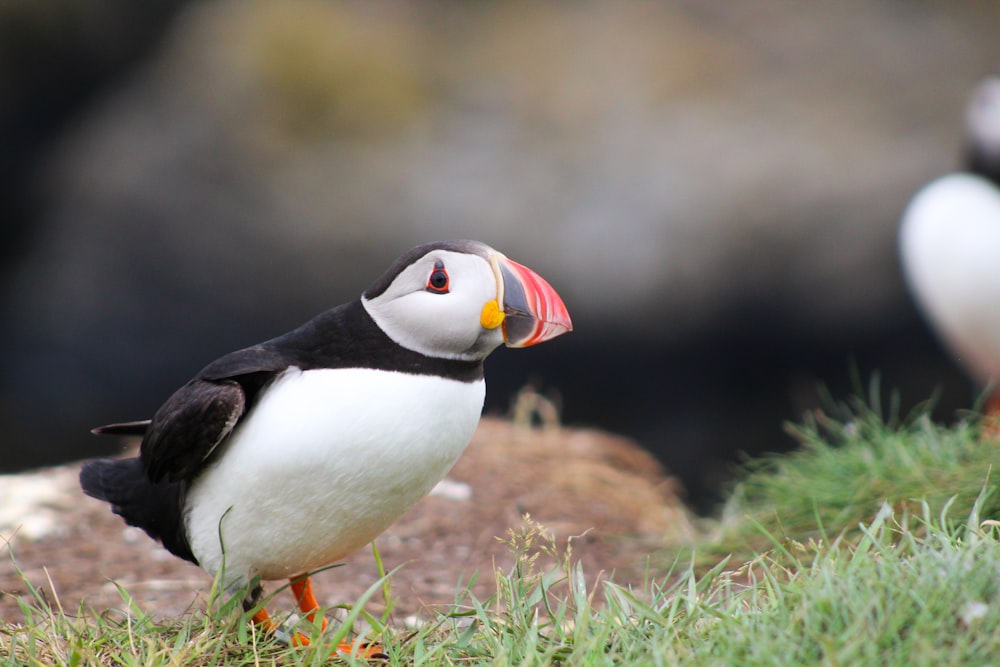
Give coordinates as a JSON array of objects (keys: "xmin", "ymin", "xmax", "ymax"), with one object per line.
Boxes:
[
  {"xmin": 79, "ymin": 239, "xmax": 572, "ymax": 653},
  {"xmin": 900, "ymin": 71, "xmax": 1000, "ymax": 414}
]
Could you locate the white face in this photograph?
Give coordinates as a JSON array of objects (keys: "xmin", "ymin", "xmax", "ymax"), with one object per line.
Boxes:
[{"xmin": 361, "ymin": 248, "xmax": 505, "ymax": 361}]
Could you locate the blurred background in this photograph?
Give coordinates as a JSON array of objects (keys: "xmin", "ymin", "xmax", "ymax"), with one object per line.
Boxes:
[{"xmin": 1, "ymin": 0, "xmax": 998, "ymax": 511}]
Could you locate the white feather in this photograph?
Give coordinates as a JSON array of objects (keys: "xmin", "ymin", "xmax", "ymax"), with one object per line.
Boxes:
[
  {"xmin": 184, "ymin": 367, "xmax": 485, "ymax": 585},
  {"xmin": 900, "ymin": 172, "xmax": 1000, "ymax": 383}
]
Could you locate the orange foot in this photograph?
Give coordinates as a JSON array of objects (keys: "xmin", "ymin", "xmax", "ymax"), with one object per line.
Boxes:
[{"xmin": 249, "ymin": 575, "xmax": 387, "ymax": 659}]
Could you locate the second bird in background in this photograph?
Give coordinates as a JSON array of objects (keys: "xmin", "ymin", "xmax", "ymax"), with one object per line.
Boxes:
[{"xmin": 900, "ymin": 70, "xmax": 1000, "ymax": 413}]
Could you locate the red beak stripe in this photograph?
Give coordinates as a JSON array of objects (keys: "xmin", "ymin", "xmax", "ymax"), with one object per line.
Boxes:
[{"xmin": 498, "ymin": 257, "xmax": 573, "ymax": 348}]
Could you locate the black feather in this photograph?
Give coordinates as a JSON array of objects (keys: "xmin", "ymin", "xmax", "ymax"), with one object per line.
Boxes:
[
  {"xmin": 140, "ymin": 379, "xmax": 246, "ymax": 484},
  {"xmin": 79, "ymin": 458, "xmax": 196, "ymax": 564},
  {"xmin": 91, "ymin": 420, "xmax": 151, "ymax": 436}
]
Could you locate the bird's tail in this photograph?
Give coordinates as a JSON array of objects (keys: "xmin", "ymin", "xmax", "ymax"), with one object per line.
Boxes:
[{"xmin": 79, "ymin": 458, "xmax": 197, "ymax": 564}]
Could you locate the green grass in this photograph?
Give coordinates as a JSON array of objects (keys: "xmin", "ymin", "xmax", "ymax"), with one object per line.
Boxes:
[
  {"xmin": 3, "ymin": 390, "xmax": 1000, "ymax": 665},
  {"xmin": 711, "ymin": 380, "xmax": 999, "ymax": 562}
]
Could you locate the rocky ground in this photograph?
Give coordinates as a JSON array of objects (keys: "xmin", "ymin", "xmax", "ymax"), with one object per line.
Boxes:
[{"xmin": 0, "ymin": 413, "xmax": 692, "ymax": 625}]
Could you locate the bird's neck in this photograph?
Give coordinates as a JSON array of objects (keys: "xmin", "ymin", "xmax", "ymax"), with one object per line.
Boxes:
[{"xmin": 279, "ymin": 301, "xmax": 485, "ymax": 383}]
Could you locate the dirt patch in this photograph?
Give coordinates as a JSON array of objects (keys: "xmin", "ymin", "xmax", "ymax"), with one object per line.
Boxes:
[{"xmin": 1, "ymin": 416, "xmax": 692, "ymax": 624}]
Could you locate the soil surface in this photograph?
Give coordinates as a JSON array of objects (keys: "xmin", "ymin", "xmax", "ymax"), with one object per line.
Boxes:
[{"xmin": 1, "ymin": 416, "xmax": 692, "ymax": 626}]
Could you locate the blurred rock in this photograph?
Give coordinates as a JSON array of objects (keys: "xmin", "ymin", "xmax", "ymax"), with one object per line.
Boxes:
[
  {"xmin": 0, "ymin": 467, "xmax": 78, "ymax": 541},
  {"xmin": 1, "ymin": 0, "xmax": 998, "ymax": 506}
]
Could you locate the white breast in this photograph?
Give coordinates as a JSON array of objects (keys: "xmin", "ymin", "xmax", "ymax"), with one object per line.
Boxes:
[
  {"xmin": 900, "ymin": 172, "xmax": 1000, "ymax": 383},
  {"xmin": 184, "ymin": 367, "xmax": 485, "ymax": 586}
]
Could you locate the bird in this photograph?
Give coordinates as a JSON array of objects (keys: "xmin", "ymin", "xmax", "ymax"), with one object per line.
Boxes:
[
  {"xmin": 900, "ymin": 70, "xmax": 1000, "ymax": 415},
  {"xmin": 79, "ymin": 239, "xmax": 572, "ymax": 654}
]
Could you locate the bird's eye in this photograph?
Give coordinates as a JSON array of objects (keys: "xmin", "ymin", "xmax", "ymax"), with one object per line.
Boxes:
[{"xmin": 426, "ymin": 260, "xmax": 450, "ymax": 294}]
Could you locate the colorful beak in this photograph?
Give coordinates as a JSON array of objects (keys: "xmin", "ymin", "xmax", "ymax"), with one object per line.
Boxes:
[{"xmin": 488, "ymin": 254, "xmax": 573, "ymax": 348}]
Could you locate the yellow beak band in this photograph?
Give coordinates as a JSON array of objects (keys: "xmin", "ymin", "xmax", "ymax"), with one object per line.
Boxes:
[{"xmin": 480, "ymin": 299, "xmax": 506, "ymax": 330}]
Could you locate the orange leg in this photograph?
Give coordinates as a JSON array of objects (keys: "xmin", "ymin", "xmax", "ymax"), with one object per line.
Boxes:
[
  {"xmin": 250, "ymin": 606, "xmax": 277, "ymax": 631},
  {"xmin": 290, "ymin": 575, "xmax": 328, "ymax": 631},
  {"xmin": 280, "ymin": 575, "xmax": 385, "ymax": 658}
]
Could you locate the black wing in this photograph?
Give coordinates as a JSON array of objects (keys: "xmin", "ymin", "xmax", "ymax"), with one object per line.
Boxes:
[
  {"xmin": 142, "ymin": 344, "xmax": 297, "ymax": 483},
  {"xmin": 89, "ymin": 382, "xmax": 246, "ymax": 484},
  {"xmin": 139, "ymin": 378, "xmax": 246, "ymax": 483},
  {"xmin": 92, "ymin": 343, "xmax": 293, "ymax": 484}
]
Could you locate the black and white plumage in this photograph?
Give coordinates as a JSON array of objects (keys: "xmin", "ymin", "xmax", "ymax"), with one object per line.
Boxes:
[
  {"xmin": 900, "ymin": 71, "xmax": 1000, "ymax": 407},
  {"xmin": 80, "ymin": 240, "xmax": 571, "ymax": 644}
]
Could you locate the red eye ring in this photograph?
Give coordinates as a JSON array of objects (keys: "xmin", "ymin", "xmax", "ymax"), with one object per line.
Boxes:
[{"xmin": 427, "ymin": 260, "xmax": 449, "ymax": 293}]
